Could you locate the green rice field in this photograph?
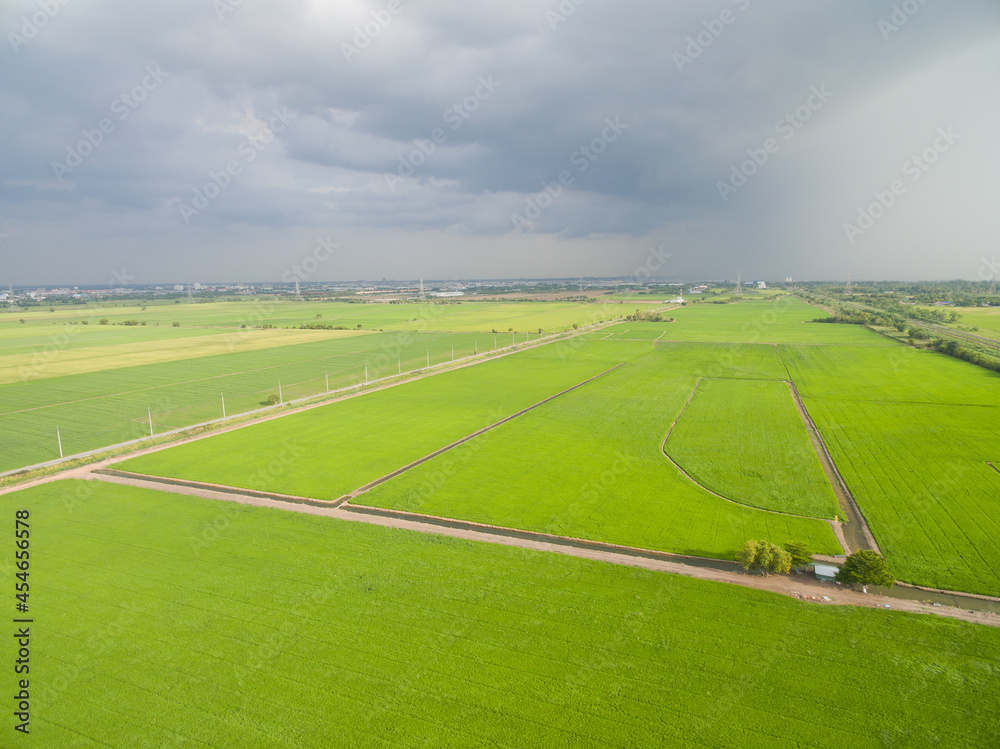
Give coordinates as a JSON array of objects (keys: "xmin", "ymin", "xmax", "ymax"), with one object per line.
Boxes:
[
  {"xmin": 124, "ymin": 338, "xmax": 840, "ymax": 559},
  {"xmin": 0, "ymin": 299, "xmax": 635, "ymax": 473},
  {"xmin": 590, "ymin": 297, "xmax": 893, "ymax": 344},
  {"xmin": 109, "ymin": 298, "xmax": 1000, "ymax": 594},
  {"xmin": 0, "ymin": 329, "xmax": 504, "ymax": 472},
  {"xmin": 664, "ymin": 378, "xmax": 840, "ymax": 518},
  {"xmin": 117, "ymin": 342, "xmax": 635, "ymax": 500},
  {"xmin": 781, "ymin": 344, "xmax": 1000, "ymax": 595},
  {"xmin": 0, "ymin": 298, "xmax": 625, "ymax": 333},
  {"xmin": 4, "ymin": 479, "xmax": 997, "ymax": 748},
  {"xmin": 357, "ymin": 343, "xmax": 839, "ymax": 558}
]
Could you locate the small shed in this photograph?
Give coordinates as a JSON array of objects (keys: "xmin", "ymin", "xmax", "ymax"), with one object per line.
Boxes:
[{"xmin": 813, "ymin": 564, "xmax": 839, "ymax": 582}]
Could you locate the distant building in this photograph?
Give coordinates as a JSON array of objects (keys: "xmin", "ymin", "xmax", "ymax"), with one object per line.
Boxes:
[
  {"xmin": 173, "ymin": 284, "xmax": 184, "ymax": 291},
  {"xmin": 813, "ymin": 564, "xmax": 839, "ymax": 582},
  {"xmin": 430, "ymin": 291, "xmax": 465, "ymax": 298},
  {"xmin": 756, "ymin": 281, "xmax": 767, "ymax": 290}
]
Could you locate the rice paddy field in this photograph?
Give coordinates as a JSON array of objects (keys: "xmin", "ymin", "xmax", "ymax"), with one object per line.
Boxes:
[
  {"xmin": 664, "ymin": 378, "xmax": 839, "ymax": 518},
  {"xmin": 0, "ymin": 299, "xmax": 637, "ymax": 473},
  {"xmin": 0, "ymin": 329, "xmax": 510, "ymax": 472},
  {"xmin": 915, "ymin": 305, "xmax": 1000, "ymax": 336},
  {"xmin": 4, "ymin": 479, "xmax": 999, "ymax": 748},
  {"xmin": 356, "ymin": 343, "xmax": 840, "ymax": 558},
  {"xmin": 0, "ymin": 298, "xmax": 624, "ymax": 333},
  {"xmin": 592, "ymin": 300, "xmax": 892, "ymax": 344},
  {"xmin": 121, "ymin": 337, "xmax": 841, "ymax": 559},
  {"xmin": 781, "ymin": 344, "xmax": 1000, "ymax": 596},
  {"xmin": 114, "ymin": 298, "xmax": 1000, "ymax": 596},
  {"xmin": 117, "ymin": 342, "xmax": 636, "ymax": 500}
]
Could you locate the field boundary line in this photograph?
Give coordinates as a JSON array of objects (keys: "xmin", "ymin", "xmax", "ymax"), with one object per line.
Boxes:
[
  {"xmin": 895, "ymin": 580, "xmax": 1000, "ymax": 604},
  {"xmin": 0, "ymin": 318, "xmax": 624, "ymax": 481},
  {"xmin": 659, "ymin": 378, "xmax": 851, "ymax": 551},
  {"xmin": 988, "ymin": 462, "xmax": 1000, "ymax": 477},
  {"xmin": 339, "ymin": 502, "xmax": 743, "ymax": 568},
  {"xmin": 336, "ymin": 362, "xmax": 626, "ymax": 505},
  {"xmin": 77, "ymin": 471, "xmax": 1000, "ymax": 626},
  {"xmin": 785, "ymin": 379, "xmax": 882, "ymax": 554},
  {"xmin": 92, "ymin": 468, "xmax": 338, "ymax": 508}
]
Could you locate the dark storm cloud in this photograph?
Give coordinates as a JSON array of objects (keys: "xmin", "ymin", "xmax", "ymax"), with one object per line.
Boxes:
[{"xmin": 1, "ymin": 0, "xmax": 999, "ymax": 282}]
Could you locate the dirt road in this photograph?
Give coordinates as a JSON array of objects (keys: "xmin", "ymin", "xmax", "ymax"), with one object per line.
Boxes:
[{"xmin": 86, "ymin": 470, "xmax": 1000, "ymax": 629}]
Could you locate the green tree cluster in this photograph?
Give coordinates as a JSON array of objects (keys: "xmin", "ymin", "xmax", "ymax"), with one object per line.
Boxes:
[
  {"xmin": 835, "ymin": 551, "xmax": 894, "ymax": 588},
  {"xmin": 738, "ymin": 540, "xmax": 792, "ymax": 575}
]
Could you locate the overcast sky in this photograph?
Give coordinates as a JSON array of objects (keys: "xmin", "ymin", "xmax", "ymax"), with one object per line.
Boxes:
[{"xmin": 1, "ymin": 0, "xmax": 999, "ymax": 284}]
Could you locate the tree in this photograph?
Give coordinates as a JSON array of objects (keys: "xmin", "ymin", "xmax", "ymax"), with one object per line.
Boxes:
[
  {"xmin": 784, "ymin": 541, "xmax": 812, "ymax": 567},
  {"xmin": 738, "ymin": 540, "xmax": 760, "ymax": 571},
  {"xmin": 738, "ymin": 540, "xmax": 791, "ymax": 575},
  {"xmin": 835, "ymin": 550, "xmax": 894, "ymax": 588}
]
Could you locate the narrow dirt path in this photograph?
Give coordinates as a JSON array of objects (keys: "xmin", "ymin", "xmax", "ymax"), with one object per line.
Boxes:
[
  {"xmin": 81, "ymin": 471, "xmax": 1000, "ymax": 628},
  {"xmin": 338, "ymin": 363, "xmax": 624, "ymax": 503},
  {"xmin": 785, "ymin": 379, "xmax": 881, "ymax": 553}
]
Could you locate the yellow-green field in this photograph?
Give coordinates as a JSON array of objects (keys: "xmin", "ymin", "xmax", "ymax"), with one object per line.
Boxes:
[{"xmin": 0, "ymin": 298, "xmax": 628, "ymax": 333}]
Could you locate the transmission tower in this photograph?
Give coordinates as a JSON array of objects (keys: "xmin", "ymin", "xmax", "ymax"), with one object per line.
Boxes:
[
  {"xmin": 845, "ymin": 273, "xmax": 853, "ymax": 295},
  {"xmin": 187, "ymin": 284, "xmax": 193, "ymax": 303},
  {"xmin": 7, "ymin": 284, "xmax": 16, "ymax": 312},
  {"xmin": 295, "ymin": 280, "xmax": 301, "ymax": 300},
  {"xmin": 735, "ymin": 271, "xmax": 743, "ymax": 297}
]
